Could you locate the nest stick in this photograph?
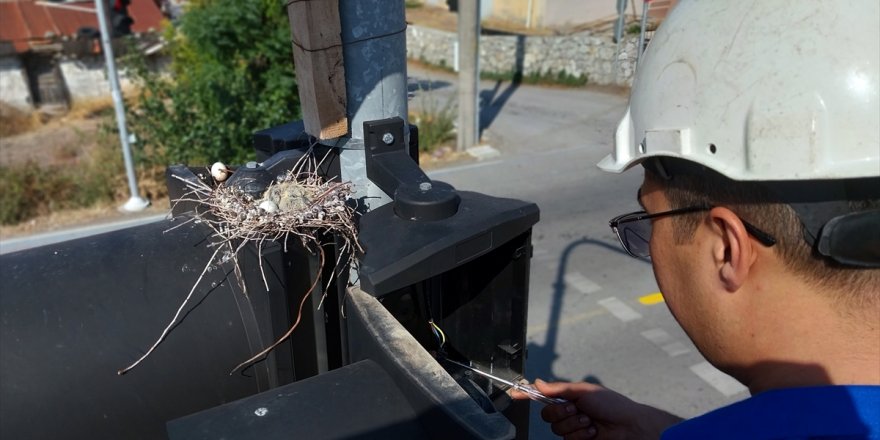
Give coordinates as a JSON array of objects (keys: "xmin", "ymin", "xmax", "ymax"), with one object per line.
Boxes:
[
  {"xmin": 118, "ymin": 246, "xmax": 224, "ymax": 375},
  {"xmin": 257, "ymin": 239, "xmax": 270, "ymax": 291},
  {"xmin": 229, "ymin": 246, "xmax": 325, "ymax": 375}
]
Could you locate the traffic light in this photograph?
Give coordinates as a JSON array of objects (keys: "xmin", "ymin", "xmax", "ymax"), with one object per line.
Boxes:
[{"xmin": 110, "ymin": 0, "xmax": 133, "ymax": 37}]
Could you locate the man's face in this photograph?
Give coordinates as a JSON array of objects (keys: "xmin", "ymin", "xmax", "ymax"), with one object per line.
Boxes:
[{"xmin": 638, "ymin": 173, "xmax": 727, "ymax": 362}]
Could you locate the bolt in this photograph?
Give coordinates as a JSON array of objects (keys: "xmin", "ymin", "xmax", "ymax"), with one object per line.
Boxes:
[
  {"xmin": 419, "ymin": 182, "xmax": 432, "ymax": 192},
  {"xmin": 246, "ymin": 161, "xmax": 258, "ymax": 169},
  {"xmin": 382, "ymin": 132, "xmax": 395, "ymax": 145},
  {"xmin": 254, "ymin": 407, "xmax": 269, "ymax": 417}
]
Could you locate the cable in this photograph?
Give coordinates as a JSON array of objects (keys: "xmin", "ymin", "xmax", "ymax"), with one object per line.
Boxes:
[{"xmin": 429, "ymin": 319, "xmax": 447, "ymax": 348}]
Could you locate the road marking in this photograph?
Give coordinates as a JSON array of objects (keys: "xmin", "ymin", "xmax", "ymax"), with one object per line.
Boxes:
[
  {"xmin": 690, "ymin": 362, "xmax": 748, "ymax": 397},
  {"xmin": 527, "ymin": 307, "xmax": 607, "ymax": 335},
  {"xmin": 597, "ymin": 297, "xmax": 642, "ymax": 322},
  {"xmin": 659, "ymin": 341, "xmax": 692, "ymax": 357},
  {"xmin": 641, "ymin": 328, "xmax": 692, "ymax": 357},
  {"xmin": 639, "ymin": 292, "xmax": 665, "ymax": 305},
  {"xmin": 641, "ymin": 328, "xmax": 673, "ymax": 345},
  {"xmin": 564, "ymin": 272, "xmax": 602, "ymax": 294}
]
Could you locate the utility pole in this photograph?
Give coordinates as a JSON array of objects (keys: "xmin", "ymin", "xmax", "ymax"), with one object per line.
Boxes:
[
  {"xmin": 457, "ymin": 0, "xmax": 480, "ymax": 152},
  {"xmin": 35, "ymin": 0, "xmax": 149, "ymax": 212},
  {"xmin": 95, "ymin": 0, "xmax": 149, "ymax": 212}
]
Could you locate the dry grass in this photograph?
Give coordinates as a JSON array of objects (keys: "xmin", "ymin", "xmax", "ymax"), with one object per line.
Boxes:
[
  {"xmin": 65, "ymin": 97, "xmax": 116, "ymax": 120},
  {"xmin": 0, "ymin": 104, "xmax": 43, "ymax": 137}
]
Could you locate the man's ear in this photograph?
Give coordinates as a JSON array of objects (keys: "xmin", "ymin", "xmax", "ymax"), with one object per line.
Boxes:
[{"xmin": 708, "ymin": 207, "xmax": 757, "ymax": 292}]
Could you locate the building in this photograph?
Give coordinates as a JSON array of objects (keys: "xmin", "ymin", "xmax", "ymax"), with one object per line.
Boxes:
[{"xmin": 0, "ymin": 0, "xmax": 165, "ymax": 113}]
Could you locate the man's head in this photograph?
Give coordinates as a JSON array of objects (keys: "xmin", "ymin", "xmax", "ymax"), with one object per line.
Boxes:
[
  {"xmin": 632, "ymin": 163, "xmax": 879, "ymax": 387},
  {"xmin": 645, "ymin": 160, "xmax": 880, "ymax": 306},
  {"xmin": 600, "ymin": 0, "xmax": 880, "ymax": 388}
]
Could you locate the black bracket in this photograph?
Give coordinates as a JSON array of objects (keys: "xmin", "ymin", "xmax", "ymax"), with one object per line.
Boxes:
[{"xmin": 364, "ymin": 117, "xmax": 460, "ymax": 221}]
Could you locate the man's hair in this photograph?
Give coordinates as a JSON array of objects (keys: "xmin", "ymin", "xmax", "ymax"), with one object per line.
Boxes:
[{"xmin": 646, "ymin": 166, "xmax": 880, "ymax": 307}]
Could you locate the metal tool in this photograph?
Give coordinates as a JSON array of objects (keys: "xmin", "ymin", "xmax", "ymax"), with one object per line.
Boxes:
[{"xmin": 443, "ymin": 358, "xmax": 568, "ymax": 405}]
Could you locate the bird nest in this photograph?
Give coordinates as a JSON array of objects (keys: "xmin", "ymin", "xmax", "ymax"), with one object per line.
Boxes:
[{"xmin": 119, "ymin": 151, "xmax": 360, "ymax": 375}]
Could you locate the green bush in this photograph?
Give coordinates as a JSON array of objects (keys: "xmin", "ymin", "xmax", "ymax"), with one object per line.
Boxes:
[
  {"xmin": 0, "ymin": 126, "xmax": 126, "ymax": 225},
  {"xmin": 0, "ymin": 161, "xmax": 118, "ymax": 225},
  {"xmin": 124, "ymin": 0, "xmax": 300, "ymax": 167}
]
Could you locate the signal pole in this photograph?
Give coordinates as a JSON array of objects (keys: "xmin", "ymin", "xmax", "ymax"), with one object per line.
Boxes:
[
  {"xmin": 456, "ymin": 0, "xmax": 480, "ymax": 152},
  {"xmin": 94, "ymin": 0, "xmax": 149, "ymax": 212}
]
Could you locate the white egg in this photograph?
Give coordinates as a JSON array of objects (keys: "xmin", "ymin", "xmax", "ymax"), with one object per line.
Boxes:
[
  {"xmin": 211, "ymin": 162, "xmax": 229, "ymax": 182},
  {"xmin": 258, "ymin": 200, "xmax": 279, "ymax": 214}
]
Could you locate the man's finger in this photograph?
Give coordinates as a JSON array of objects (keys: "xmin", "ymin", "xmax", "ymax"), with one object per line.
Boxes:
[
  {"xmin": 541, "ymin": 401, "xmax": 578, "ymax": 423},
  {"xmin": 533, "ymin": 379, "xmax": 605, "ymax": 401},
  {"xmin": 548, "ymin": 414, "xmax": 593, "ymax": 436}
]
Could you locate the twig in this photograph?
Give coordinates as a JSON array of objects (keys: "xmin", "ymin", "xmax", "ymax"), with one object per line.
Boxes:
[
  {"xmin": 228, "ymin": 246, "xmax": 325, "ymax": 375},
  {"xmin": 118, "ymin": 246, "xmax": 224, "ymax": 375}
]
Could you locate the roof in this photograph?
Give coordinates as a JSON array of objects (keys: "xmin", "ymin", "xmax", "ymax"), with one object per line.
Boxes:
[{"xmin": 0, "ymin": 0, "xmax": 165, "ymax": 54}]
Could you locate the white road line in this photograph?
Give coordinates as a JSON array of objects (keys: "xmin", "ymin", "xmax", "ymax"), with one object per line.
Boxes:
[
  {"xmin": 690, "ymin": 362, "xmax": 748, "ymax": 397},
  {"xmin": 641, "ymin": 328, "xmax": 672, "ymax": 345},
  {"xmin": 597, "ymin": 297, "xmax": 642, "ymax": 322},
  {"xmin": 640, "ymin": 328, "xmax": 692, "ymax": 357},
  {"xmin": 564, "ymin": 272, "xmax": 602, "ymax": 294},
  {"xmin": 660, "ymin": 341, "xmax": 692, "ymax": 357}
]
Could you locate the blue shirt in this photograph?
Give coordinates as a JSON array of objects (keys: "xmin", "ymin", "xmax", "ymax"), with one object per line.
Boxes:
[{"xmin": 662, "ymin": 385, "xmax": 880, "ymax": 440}]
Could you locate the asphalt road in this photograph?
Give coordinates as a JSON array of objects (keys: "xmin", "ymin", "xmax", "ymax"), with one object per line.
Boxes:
[{"xmin": 417, "ymin": 70, "xmax": 749, "ymax": 438}]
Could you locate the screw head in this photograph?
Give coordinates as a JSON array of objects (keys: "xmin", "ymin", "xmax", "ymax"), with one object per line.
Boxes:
[
  {"xmin": 419, "ymin": 182, "xmax": 432, "ymax": 192},
  {"xmin": 254, "ymin": 407, "xmax": 268, "ymax": 417},
  {"xmin": 382, "ymin": 132, "xmax": 395, "ymax": 145}
]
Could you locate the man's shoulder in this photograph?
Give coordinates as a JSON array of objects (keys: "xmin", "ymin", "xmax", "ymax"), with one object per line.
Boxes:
[{"xmin": 662, "ymin": 385, "xmax": 880, "ymax": 440}]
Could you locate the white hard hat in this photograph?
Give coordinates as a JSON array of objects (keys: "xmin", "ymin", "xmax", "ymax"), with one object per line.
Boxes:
[{"xmin": 599, "ymin": 0, "xmax": 880, "ymax": 181}]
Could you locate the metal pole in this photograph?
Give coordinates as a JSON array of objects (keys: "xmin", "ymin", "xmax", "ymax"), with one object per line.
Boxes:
[
  {"xmin": 95, "ymin": 0, "xmax": 149, "ymax": 212},
  {"xmin": 636, "ymin": 0, "xmax": 651, "ymax": 68},
  {"xmin": 612, "ymin": 0, "xmax": 627, "ymax": 82},
  {"xmin": 335, "ymin": 0, "xmax": 409, "ymax": 212},
  {"xmin": 456, "ymin": 0, "xmax": 479, "ymax": 152},
  {"xmin": 525, "ymin": 0, "xmax": 533, "ymax": 29}
]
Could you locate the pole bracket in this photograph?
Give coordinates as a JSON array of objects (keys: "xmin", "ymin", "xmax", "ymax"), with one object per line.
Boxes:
[{"xmin": 363, "ymin": 117, "xmax": 460, "ymax": 221}]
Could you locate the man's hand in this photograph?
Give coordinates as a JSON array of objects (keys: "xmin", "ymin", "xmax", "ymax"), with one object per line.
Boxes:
[{"xmin": 511, "ymin": 380, "xmax": 683, "ymax": 440}]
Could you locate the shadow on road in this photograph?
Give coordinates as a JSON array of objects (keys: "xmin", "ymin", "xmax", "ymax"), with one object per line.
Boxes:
[
  {"xmin": 407, "ymin": 79, "xmax": 452, "ymax": 98},
  {"xmin": 527, "ymin": 237, "xmax": 650, "ymax": 383},
  {"xmin": 479, "ymin": 35, "xmax": 525, "ymax": 138}
]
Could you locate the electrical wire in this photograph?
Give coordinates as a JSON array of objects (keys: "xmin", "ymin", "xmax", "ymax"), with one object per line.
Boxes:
[{"xmin": 429, "ymin": 319, "xmax": 447, "ymax": 349}]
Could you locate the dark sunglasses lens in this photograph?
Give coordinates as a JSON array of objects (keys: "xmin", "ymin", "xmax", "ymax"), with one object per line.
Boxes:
[{"xmin": 619, "ymin": 219, "xmax": 651, "ymax": 257}]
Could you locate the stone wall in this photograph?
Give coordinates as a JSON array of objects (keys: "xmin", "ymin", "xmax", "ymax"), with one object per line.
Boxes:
[
  {"xmin": 58, "ymin": 57, "xmax": 147, "ymax": 104},
  {"xmin": 406, "ymin": 25, "xmax": 639, "ymax": 87},
  {"xmin": 0, "ymin": 57, "xmax": 33, "ymax": 112}
]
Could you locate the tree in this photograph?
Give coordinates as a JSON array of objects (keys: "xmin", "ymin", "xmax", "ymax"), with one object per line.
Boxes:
[{"xmin": 126, "ymin": 0, "xmax": 299, "ymax": 166}]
